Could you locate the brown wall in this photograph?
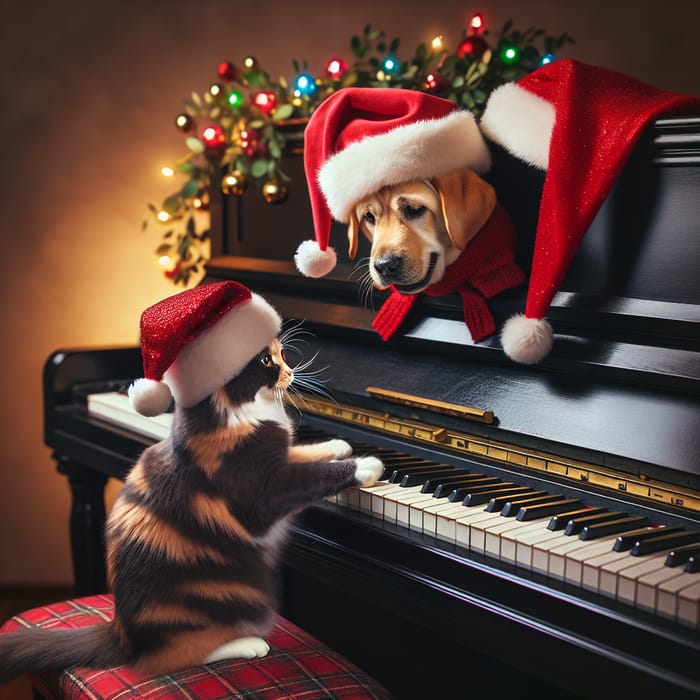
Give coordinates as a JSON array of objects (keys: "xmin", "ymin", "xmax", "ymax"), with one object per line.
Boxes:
[{"xmin": 1, "ymin": 0, "xmax": 698, "ymax": 586}]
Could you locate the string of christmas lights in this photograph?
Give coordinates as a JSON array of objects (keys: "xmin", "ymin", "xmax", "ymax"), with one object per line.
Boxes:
[{"xmin": 147, "ymin": 14, "xmax": 573, "ymax": 285}]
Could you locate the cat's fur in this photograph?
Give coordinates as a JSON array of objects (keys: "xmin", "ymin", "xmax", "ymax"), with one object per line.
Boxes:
[{"xmin": 0, "ymin": 339, "xmax": 383, "ymax": 680}]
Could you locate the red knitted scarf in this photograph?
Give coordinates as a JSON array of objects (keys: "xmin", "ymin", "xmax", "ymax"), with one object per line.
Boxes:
[{"xmin": 371, "ymin": 204, "xmax": 525, "ymax": 342}]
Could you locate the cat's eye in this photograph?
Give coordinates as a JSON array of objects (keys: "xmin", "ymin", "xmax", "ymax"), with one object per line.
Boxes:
[
  {"xmin": 363, "ymin": 211, "xmax": 376, "ymax": 225},
  {"xmin": 260, "ymin": 353, "xmax": 273, "ymax": 367}
]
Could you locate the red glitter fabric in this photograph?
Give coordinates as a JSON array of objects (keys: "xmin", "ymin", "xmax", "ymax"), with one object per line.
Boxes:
[
  {"xmin": 0, "ymin": 594, "xmax": 394, "ymax": 700},
  {"xmin": 515, "ymin": 59, "xmax": 700, "ymax": 321},
  {"xmin": 140, "ymin": 281, "xmax": 251, "ymax": 382},
  {"xmin": 372, "ymin": 204, "xmax": 525, "ymax": 342}
]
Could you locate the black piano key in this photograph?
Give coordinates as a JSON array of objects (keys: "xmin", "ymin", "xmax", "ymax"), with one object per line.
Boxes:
[
  {"xmin": 547, "ymin": 507, "xmax": 607, "ymax": 531},
  {"xmin": 485, "ymin": 490, "xmax": 548, "ymax": 513},
  {"xmin": 426, "ymin": 473, "xmax": 491, "ymax": 496},
  {"xmin": 500, "ymin": 494, "xmax": 563, "ymax": 517},
  {"xmin": 685, "ymin": 556, "xmax": 699, "ymax": 573},
  {"xmin": 388, "ymin": 461, "xmax": 439, "ymax": 482},
  {"xmin": 579, "ymin": 515, "xmax": 650, "ymax": 541},
  {"xmin": 443, "ymin": 478, "xmax": 503, "ymax": 501},
  {"xmin": 614, "ymin": 525, "xmax": 683, "ymax": 552},
  {"xmin": 516, "ymin": 498, "xmax": 582, "ymax": 522},
  {"xmin": 421, "ymin": 471, "xmax": 476, "ymax": 494},
  {"xmin": 666, "ymin": 542, "xmax": 700, "ymax": 567},
  {"xmin": 564, "ymin": 511, "xmax": 626, "ymax": 536},
  {"xmin": 632, "ymin": 530, "xmax": 700, "ymax": 556},
  {"xmin": 400, "ymin": 467, "xmax": 459, "ymax": 487},
  {"xmin": 460, "ymin": 484, "xmax": 527, "ymax": 506}
]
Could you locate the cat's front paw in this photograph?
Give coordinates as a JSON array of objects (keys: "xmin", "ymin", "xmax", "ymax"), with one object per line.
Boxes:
[
  {"xmin": 205, "ymin": 636, "xmax": 270, "ymax": 663},
  {"xmin": 326, "ymin": 439, "xmax": 353, "ymax": 460},
  {"xmin": 354, "ymin": 456, "xmax": 384, "ymax": 487}
]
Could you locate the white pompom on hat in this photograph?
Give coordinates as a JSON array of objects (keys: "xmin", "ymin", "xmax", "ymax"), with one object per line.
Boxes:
[
  {"xmin": 295, "ymin": 87, "xmax": 492, "ymax": 278},
  {"xmin": 128, "ymin": 281, "xmax": 281, "ymax": 416},
  {"xmin": 480, "ymin": 59, "xmax": 700, "ymax": 364}
]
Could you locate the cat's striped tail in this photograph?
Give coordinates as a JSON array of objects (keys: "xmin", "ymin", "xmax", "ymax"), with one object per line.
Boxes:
[{"xmin": 0, "ymin": 622, "xmax": 124, "ymax": 682}]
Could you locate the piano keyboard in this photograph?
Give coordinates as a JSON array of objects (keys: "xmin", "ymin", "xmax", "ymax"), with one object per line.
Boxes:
[
  {"xmin": 87, "ymin": 392, "xmax": 700, "ymax": 630},
  {"xmin": 322, "ymin": 437, "xmax": 700, "ymax": 630}
]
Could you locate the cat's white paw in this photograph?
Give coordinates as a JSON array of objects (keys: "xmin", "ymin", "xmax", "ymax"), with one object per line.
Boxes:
[
  {"xmin": 204, "ymin": 636, "xmax": 270, "ymax": 663},
  {"xmin": 354, "ymin": 456, "xmax": 384, "ymax": 487},
  {"xmin": 327, "ymin": 439, "xmax": 353, "ymax": 460}
]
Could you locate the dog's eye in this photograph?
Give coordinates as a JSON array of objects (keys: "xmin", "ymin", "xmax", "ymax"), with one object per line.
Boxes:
[
  {"xmin": 401, "ymin": 204, "xmax": 427, "ymax": 220},
  {"xmin": 363, "ymin": 211, "xmax": 376, "ymax": 225}
]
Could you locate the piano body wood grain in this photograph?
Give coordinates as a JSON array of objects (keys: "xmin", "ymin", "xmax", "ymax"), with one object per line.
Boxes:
[{"xmin": 42, "ymin": 116, "xmax": 700, "ymax": 699}]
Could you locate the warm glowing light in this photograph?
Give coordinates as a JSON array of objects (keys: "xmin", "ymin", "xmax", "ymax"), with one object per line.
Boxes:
[
  {"xmin": 161, "ymin": 167, "xmax": 174, "ymax": 177},
  {"xmin": 431, "ymin": 35, "xmax": 444, "ymax": 51},
  {"xmin": 325, "ymin": 57, "xmax": 348, "ymax": 80},
  {"xmin": 243, "ymin": 56, "xmax": 257, "ymax": 69},
  {"xmin": 192, "ymin": 197, "xmax": 204, "ymax": 209},
  {"xmin": 470, "ymin": 13, "xmax": 483, "ymax": 32},
  {"xmin": 201, "ymin": 125, "xmax": 226, "ymax": 149},
  {"xmin": 159, "ymin": 255, "xmax": 175, "ymax": 270},
  {"xmin": 209, "ymin": 83, "xmax": 223, "ymax": 97},
  {"xmin": 253, "ymin": 90, "xmax": 277, "ymax": 115},
  {"xmin": 157, "ymin": 211, "xmax": 170, "ymax": 222}
]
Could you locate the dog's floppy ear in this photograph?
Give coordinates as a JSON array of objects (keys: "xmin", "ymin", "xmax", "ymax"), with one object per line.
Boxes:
[
  {"xmin": 433, "ymin": 170, "xmax": 497, "ymax": 250},
  {"xmin": 346, "ymin": 210, "xmax": 360, "ymax": 260}
]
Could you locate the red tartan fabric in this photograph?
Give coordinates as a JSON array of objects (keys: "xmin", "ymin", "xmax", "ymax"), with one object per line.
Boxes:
[{"xmin": 0, "ymin": 594, "xmax": 394, "ymax": 700}]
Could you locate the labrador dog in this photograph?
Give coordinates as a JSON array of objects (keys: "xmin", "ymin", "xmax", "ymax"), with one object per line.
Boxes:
[{"xmin": 346, "ymin": 169, "xmax": 498, "ymax": 293}]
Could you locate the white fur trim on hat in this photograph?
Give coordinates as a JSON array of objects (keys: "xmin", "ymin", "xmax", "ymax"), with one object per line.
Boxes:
[
  {"xmin": 500, "ymin": 314, "xmax": 553, "ymax": 364},
  {"xmin": 128, "ymin": 378, "xmax": 173, "ymax": 417},
  {"xmin": 163, "ymin": 293, "xmax": 281, "ymax": 407},
  {"xmin": 479, "ymin": 83, "xmax": 555, "ymax": 170},
  {"xmin": 294, "ymin": 239, "xmax": 337, "ymax": 278},
  {"xmin": 319, "ymin": 111, "xmax": 491, "ymax": 222}
]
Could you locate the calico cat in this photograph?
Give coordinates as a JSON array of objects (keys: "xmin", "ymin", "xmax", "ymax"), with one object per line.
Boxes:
[{"xmin": 0, "ymin": 336, "xmax": 383, "ymax": 680}]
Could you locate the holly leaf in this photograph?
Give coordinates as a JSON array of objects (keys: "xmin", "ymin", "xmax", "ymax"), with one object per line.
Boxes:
[
  {"xmin": 272, "ymin": 103, "xmax": 294, "ymax": 122},
  {"xmin": 181, "ymin": 179, "xmax": 199, "ymax": 198},
  {"xmin": 251, "ymin": 159, "xmax": 271, "ymax": 178},
  {"xmin": 185, "ymin": 137, "xmax": 205, "ymax": 154}
]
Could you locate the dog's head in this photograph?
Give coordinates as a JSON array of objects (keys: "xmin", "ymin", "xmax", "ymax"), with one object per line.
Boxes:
[{"xmin": 347, "ymin": 169, "xmax": 497, "ymax": 293}]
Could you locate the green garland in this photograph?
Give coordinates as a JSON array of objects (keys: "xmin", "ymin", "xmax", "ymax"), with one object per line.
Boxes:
[{"xmin": 146, "ymin": 20, "xmax": 573, "ymax": 285}]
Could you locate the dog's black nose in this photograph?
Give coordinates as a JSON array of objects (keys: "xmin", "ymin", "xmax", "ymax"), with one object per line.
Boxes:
[{"xmin": 373, "ymin": 254, "xmax": 404, "ymax": 280}]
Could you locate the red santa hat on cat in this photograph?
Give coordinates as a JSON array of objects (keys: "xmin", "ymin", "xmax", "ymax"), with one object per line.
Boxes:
[
  {"xmin": 294, "ymin": 87, "xmax": 491, "ymax": 278},
  {"xmin": 480, "ymin": 59, "xmax": 700, "ymax": 364},
  {"xmin": 128, "ymin": 281, "xmax": 281, "ymax": 416}
]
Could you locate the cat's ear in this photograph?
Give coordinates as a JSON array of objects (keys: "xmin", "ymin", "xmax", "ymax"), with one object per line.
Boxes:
[{"xmin": 347, "ymin": 211, "xmax": 360, "ymax": 260}]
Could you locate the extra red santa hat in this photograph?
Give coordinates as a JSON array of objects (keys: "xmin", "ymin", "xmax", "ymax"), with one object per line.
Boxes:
[
  {"xmin": 128, "ymin": 281, "xmax": 281, "ymax": 416},
  {"xmin": 480, "ymin": 59, "xmax": 700, "ymax": 364},
  {"xmin": 294, "ymin": 87, "xmax": 492, "ymax": 278}
]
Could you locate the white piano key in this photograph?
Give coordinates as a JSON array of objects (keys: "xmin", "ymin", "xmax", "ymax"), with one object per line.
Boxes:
[
  {"xmin": 636, "ymin": 566, "xmax": 691, "ymax": 613},
  {"xmin": 657, "ymin": 572, "xmax": 700, "ymax": 622},
  {"xmin": 513, "ymin": 527, "xmax": 568, "ymax": 570},
  {"xmin": 468, "ymin": 513, "xmax": 512, "ymax": 553},
  {"xmin": 358, "ymin": 481, "xmax": 391, "ymax": 512},
  {"xmin": 547, "ymin": 536, "xmax": 619, "ymax": 582},
  {"xmin": 396, "ymin": 493, "xmax": 437, "ymax": 527},
  {"xmin": 482, "ymin": 517, "xmax": 547, "ymax": 558},
  {"xmin": 563, "ymin": 538, "xmax": 621, "ymax": 586},
  {"xmin": 616, "ymin": 554, "xmax": 668, "ymax": 605},
  {"xmin": 453, "ymin": 508, "xmax": 507, "ymax": 550},
  {"xmin": 371, "ymin": 484, "xmax": 407, "ymax": 520},
  {"xmin": 422, "ymin": 502, "xmax": 467, "ymax": 538},
  {"xmin": 677, "ymin": 580, "xmax": 700, "ymax": 628}
]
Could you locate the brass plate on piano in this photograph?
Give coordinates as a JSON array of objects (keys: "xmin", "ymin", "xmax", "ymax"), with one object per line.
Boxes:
[
  {"xmin": 365, "ymin": 386, "xmax": 495, "ymax": 424},
  {"xmin": 299, "ymin": 394, "xmax": 700, "ymax": 515}
]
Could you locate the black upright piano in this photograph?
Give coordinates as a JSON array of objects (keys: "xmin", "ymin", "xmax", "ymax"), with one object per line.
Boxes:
[{"xmin": 44, "ymin": 117, "xmax": 700, "ymax": 699}]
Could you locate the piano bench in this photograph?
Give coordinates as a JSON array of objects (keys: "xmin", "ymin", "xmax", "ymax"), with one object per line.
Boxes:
[{"xmin": 0, "ymin": 594, "xmax": 394, "ymax": 700}]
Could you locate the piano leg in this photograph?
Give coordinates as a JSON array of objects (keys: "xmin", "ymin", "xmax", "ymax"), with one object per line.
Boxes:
[{"xmin": 55, "ymin": 455, "xmax": 108, "ymax": 596}]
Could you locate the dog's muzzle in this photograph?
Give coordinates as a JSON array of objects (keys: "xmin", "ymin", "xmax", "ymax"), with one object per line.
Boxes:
[{"xmin": 373, "ymin": 252, "xmax": 439, "ymax": 293}]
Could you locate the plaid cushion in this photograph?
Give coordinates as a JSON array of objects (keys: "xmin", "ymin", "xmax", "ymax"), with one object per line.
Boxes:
[{"xmin": 1, "ymin": 594, "xmax": 394, "ymax": 700}]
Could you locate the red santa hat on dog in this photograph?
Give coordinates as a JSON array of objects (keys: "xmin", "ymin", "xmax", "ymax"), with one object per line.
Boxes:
[
  {"xmin": 128, "ymin": 281, "xmax": 281, "ymax": 416},
  {"xmin": 294, "ymin": 87, "xmax": 492, "ymax": 278},
  {"xmin": 480, "ymin": 59, "xmax": 700, "ymax": 364}
]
